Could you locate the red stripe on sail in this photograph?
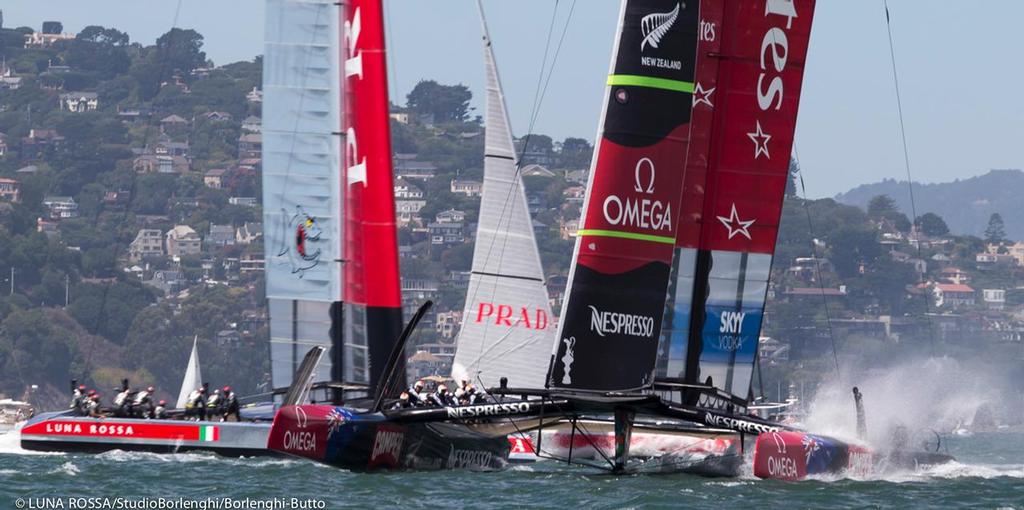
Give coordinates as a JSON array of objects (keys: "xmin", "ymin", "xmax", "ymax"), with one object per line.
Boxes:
[{"xmin": 343, "ymin": 0, "xmax": 401, "ymax": 308}]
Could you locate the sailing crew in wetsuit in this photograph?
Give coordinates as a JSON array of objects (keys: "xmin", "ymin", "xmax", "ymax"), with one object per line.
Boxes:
[
  {"xmin": 407, "ymin": 380, "xmax": 427, "ymax": 406},
  {"xmin": 185, "ymin": 387, "xmax": 206, "ymax": 420},
  {"xmin": 221, "ymin": 386, "xmax": 240, "ymax": 422},
  {"xmin": 153, "ymin": 400, "xmax": 168, "ymax": 419},
  {"xmin": 465, "ymin": 385, "xmax": 485, "ymax": 405},
  {"xmin": 207, "ymin": 389, "xmax": 223, "ymax": 418},
  {"xmin": 429, "ymin": 384, "xmax": 457, "ymax": 407}
]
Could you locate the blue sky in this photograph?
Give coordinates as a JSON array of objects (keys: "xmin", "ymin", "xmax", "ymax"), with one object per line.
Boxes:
[{"xmin": 4, "ymin": 1, "xmax": 1023, "ymax": 198}]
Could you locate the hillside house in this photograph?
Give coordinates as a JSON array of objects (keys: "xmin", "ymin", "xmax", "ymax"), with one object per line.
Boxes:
[
  {"xmin": 983, "ymin": 289, "xmax": 1006, "ymax": 310},
  {"xmin": 59, "ymin": 92, "xmax": 98, "ymax": 112},
  {"xmin": 940, "ymin": 267, "xmax": 970, "ymax": 285},
  {"xmin": 394, "ymin": 178, "xmax": 424, "ymax": 199},
  {"xmin": 166, "ymin": 225, "xmax": 202, "ymax": 257},
  {"xmin": 204, "ymin": 168, "xmax": 228, "ymax": 189},
  {"xmin": 427, "ymin": 222, "xmax": 465, "ymax": 245},
  {"xmin": 396, "ymin": 199, "xmax": 426, "ymax": 225},
  {"xmin": 241, "ymin": 116, "xmax": 261, "ymax": 133},
  {"xmin": 236, "ymin": 222, "xmax": 263, "ymax": 244},
  {"xmin": 160, "ymin": 114, "xmax": 188, "ymax": 130},
  {"xmin": 128, "ymin": 229, "xmax": 165, "ymax": 262},
  {"xmin": 435, "ymin": 311, "xmax": 463, "ymax": 340},
  {"xmin": 207, "ymin": 224, "xmax": 236, "ymax": 248},
  {"xmin": 133, "ymin": 154, "xmax": 190, "ymax": 174},
  {"xmin": 0, "ymin": 133, "xmax": 8, "ymax": 156},
  {"xmin": 450, "ymin": 179, "xmax": 482, "ymax": 197},
  {"xmin": 238, "ymin": 134, "xmax": 262, "ymax": 159},
  {"xmin": 435, "ymin": 209, "xmax": 466, "ymax": 224},
  {"xmin": 394, "ymin": 157, "xmax": 437, "ymax": 179},
  {"xmin": 0, "ymin": 178, "xmax": 19, "ymax": 202},
  {"xmin": 932, "ymin": 283, "xmax": 975, "ymax": 308},
  {"xmin": 42, "ymin": 196, "xmax": 78, "ymax": 219},
  {"xmin": 229, "ymin": 197, "xmax": 257, "ymax": 207}
]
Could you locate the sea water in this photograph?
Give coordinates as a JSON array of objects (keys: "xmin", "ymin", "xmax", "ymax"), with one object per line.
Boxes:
[{"xmin": 1, "ymin": 427, "xmax": 1023, "ymax": 509}]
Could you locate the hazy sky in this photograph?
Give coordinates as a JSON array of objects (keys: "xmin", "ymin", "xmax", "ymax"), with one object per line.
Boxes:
[{"xmin": 4, "ymin": 1, "xmax": 1024, "ymax": 198}]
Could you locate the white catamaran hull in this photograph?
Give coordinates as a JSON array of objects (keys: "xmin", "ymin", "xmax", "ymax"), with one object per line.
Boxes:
[{"xmin": 20, "ymin": 411, "xmax": 273, "ymax": 456}]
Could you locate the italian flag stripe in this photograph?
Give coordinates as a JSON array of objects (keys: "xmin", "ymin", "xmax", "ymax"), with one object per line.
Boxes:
[{"xmin": 200, "ymin": 425, "xmax": 219, "ymax": 442}]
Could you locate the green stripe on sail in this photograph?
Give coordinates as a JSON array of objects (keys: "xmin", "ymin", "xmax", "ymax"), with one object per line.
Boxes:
[
  {"xmin": 607, "ymin": 74, "xmax": 694, "ymax": 93},
  {"xmin": 577, "ymin": 229, "xmax": 675, "ymax": 245}
]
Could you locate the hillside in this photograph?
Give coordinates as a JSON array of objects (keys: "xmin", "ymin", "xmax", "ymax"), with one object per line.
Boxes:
[{"xmin": 835, "ymin": 169, "xmax": 1024, "ymax": 240}]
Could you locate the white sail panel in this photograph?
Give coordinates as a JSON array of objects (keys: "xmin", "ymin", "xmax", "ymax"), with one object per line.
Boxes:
[
  {"xmin": 176, "ymin": 337, "xmax": 202, "ymax": 409},
  {"xmin": 263, "ymin": 0, "xmax": 341, "ymax": 393},
  {"xmin": 263, "ymin": 0, "xmax": 342, "ymax": 302},
  {"xmin": 450, "ymin": 8, "xmax": 554, "ymax": 389}
]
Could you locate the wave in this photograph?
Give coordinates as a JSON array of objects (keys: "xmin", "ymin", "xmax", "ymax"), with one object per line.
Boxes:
[
  {"xmin": 0, "ymin": 428, "xmax": 66, "ymax": 456},
  {"xmin": 48, "ymin": 461, "xmax": 80, "ymax": 476}
]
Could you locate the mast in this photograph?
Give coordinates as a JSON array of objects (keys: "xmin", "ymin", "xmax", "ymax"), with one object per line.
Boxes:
[
  {"xmin": 671, "ymin": 0, "xmax": 816, "ymax": 400},
  {"xmin": 263, "ymin": 0, "xmax": 344, "ymax": 399},
  {"xmin": 342, "ymin": 0, "xmax": 404, "ymax": 396},
  {"xmin": 449, "ymin": 1, "xmax": 555, "ymax": 390},
  {"xmin": 548, "ymin": 0, "xmax": 701, "ymax": 393}
]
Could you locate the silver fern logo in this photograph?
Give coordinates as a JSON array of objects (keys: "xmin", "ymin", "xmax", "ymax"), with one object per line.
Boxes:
[{"xmin": 640, "ymin": 2, "xmax": 682, "ymax": 51}]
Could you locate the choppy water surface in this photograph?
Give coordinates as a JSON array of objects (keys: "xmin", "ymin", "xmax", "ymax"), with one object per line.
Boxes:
[{"xmin": 2, "ymin": 428, "xmax": 1023, "ymax": 509}]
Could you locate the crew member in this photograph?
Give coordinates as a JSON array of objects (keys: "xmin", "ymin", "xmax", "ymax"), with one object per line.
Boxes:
[
  {"xmin": 113, "ymin": 386, "xmax": 133, "ymax": 417},
  {"xmin": 465, "ymin": 385, "xmax": 485, "ymax": 405},
  {"xmin": 133, "ymin": 386, "xmax": 155, "ymax": 418},
  {"xmin": 153, "ymin": 400, "xmax": 168, "ymax": 419},
  {"xmin": 407, "ymin": 380, "xmax": 427, "ymax": 406},
  {"xmin": 85, "ymin": 392, "xmax": 104, "ymax": 418},
  {"xmin": 207, "ymin": 389, "xmax": 223, "ymax": 419},
  {"xmin": 69, "ymin": 384, "xmax": 87, "ymax": 411},
  {"xmin": 185, "ymin": 387, "xmax": 206, "ymax": 420},
  {"xmin": 429, "ymin": 384, "xmax": 456, "ymax": 407},
  {"xmin": 222, "ymin": 386, "xmax": 240, "ymax": 422},
  {"xmin": 391, "ymin": 392, "xmax": 413, "ymax": 410}
]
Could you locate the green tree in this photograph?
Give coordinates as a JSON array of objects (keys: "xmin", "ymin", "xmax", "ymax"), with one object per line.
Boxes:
[
  {"xmin": 985, "ymin": 212, "xmax": 1007, "ymax": 244},
  {"xmin": 866, "ymin": 194, "xmax": 911, "ymax": 232},
  {"xmin": 406, "ymin": 80, "xmax": 472, "ymax": 122},
  {"xmin": 915, "ymin": 212, "xmax": 949, "ymax": 237},
  {"xmin": 154, "ymin": 28, "xmax": 207, "ymax": 77}
]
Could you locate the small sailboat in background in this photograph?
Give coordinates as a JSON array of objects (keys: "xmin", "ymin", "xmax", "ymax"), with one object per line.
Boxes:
[{"xmin": 176, "ymin": 336, "xmax": 203, "ymax": 409}]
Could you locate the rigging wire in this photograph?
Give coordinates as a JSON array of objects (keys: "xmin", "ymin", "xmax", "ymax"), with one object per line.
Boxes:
[
  {"xmin": 792, "ymin": 149, "xmax": 842, "ymax": 382},
  {"xmin": 460, "ymin": 0, "xmax": 575, "ymax": 379},
  {"xmin": 884, "ymin": 0, "xmax": 936, "ymax": 351}
]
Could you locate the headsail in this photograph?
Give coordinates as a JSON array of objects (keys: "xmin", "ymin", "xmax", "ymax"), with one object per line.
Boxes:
[
  {"xmin": 176, "ymin": 336, "xmax": 202, "ymax": 409},
  {"xmin": 548, "ymin": 0, "xmax": 701, "ymax": 392},
  {"xmin": 263, "ymin": 0, "xmax": 343, "ymax": 397},
  {"xmin": 664, "ymin": 0, "xmax": 817, "ymax": 399},
  {"xmin": 450, "ymin": 1, "xmax": 555, "ymax": 390},
  {"xmin": 342, "ymin": 0, "xmax": 404, "ymax": 394}
]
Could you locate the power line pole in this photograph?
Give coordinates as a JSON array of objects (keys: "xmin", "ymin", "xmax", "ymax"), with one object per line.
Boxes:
[{"xmin": 65, "ymin": 273, "xmax": 70, "ymax": 307}]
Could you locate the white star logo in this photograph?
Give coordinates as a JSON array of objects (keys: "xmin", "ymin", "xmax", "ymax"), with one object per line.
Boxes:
[
  {"xmin": 747, "ymin": 120, "xmax": 771, "ymax": 159},
  {"xmin": 693, "ymin": 82, "xmax": 715, "ymax": 108},
  {"xmin": 716, "ymin": 203, "xmax": 755, "ymax": 240}
]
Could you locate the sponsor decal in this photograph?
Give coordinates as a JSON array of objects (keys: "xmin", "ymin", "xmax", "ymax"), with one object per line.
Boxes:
[
  {"xmin": 716, "ymin": 310, "xmax": 747, "ymax": 351},
  {"xmin": 509, "ymin": 436, "xmax": 536, "ymax": 454},
  {"xmin": 444, "ymin": 402, "xmax": 531, "ymax": 419},
  {"xmin": 369, "ymin": 427, "xmax": 404, "ymax": 468},
  {"xmin": 699, "ymin": 18, "xmax": 717, "ymax": 42},
  {"xmin": 25, "ymin": 420, "xmax": 221, "ymax": 442},
  {"xmin": 282, "ymin": 429, "xmax": 316, "ymax": 453},
  {"xmin": 716, "ymin": 203, "xmax": 755, "ymax": 240},
  {"xmin": 767, "ymin": 453, "xmax": 798, "ymax": 478},
  {"xmin": 640, "ymin": 3, "xmax": 680, "ymax": 51},
  {"xmin": 561, "ymin": 337, "xmax": 575, "ymax": 385},
  {"xmin": 801, "ymin": 433, "xmax": 820, "ymax": 465},
  {"xmin": 344, "ymin": 7, "xmax": 363, "ymax": 79},
  {"xmin": 602, "ymin": 158, "xmax": 673, "ymax": 232},
  {"xmin": 847, "ymin": 446, "xmax": 873, "ymax": 476},
  {"xmin": 748, "ymin": 0, "xmax": 801, "ymax": 159},
  {"xmin": 588, "ymin": 305, "xmax": 656, "ymax": 339},
  {"xmin": 447, "ymin": 445, "xmax": 494, "ymax": 469},
  {"xmin": 325, "ymin": 407, "xmax": 349, "ymax": 439},
  {"xmin": 275, "ymin": 206, "xmax": 323, "ymax": 276},
  {"xmin": 703, "ymin": 413, "xmax": 780, "ymax": 434},
  {"xmin": 692, "ymin": 83, "xmax": 715, "ymax": 108},
  {"xmin": 474, "ymin": 302, "xmax": 549, "ymax": 329}
]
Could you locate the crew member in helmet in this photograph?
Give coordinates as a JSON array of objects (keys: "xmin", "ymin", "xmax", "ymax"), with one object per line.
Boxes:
[
  {"xmin": 407, "ymin": 380, "xmax": 427, "ymax": 407},
  {"xmin": 70, "ymin": 383, "xmax": 87, "ymax": 412},
  {"xmin": 429, "ymin": 384, "xmax": 456, "ymax": 407},
  {"xmin": 185, "ymin": 387, "xmax": 206, "ymax": 420},
  {"xmin": 222, "ymin": 386, "xmax": 240, "ymax": 422},
  {"xmin": 153, "ymin": 400, "xmax": 168, "ymax": 420},
  {"xmin": 85, "ymin": 392, "xmax": 104, "ymax": 418},
  {"xmin": 133, "ymin": 386, "xmax": 155, "ymax": 418},
  {"xmin": 391, "ymin": 392, "xmax": 414, "ymax": 410},
  {"xmin": 206, "ymin": 389, "xmax": 223, "ymax": 419},
  {"xmin": 113, "ymin": 386, "xmax": 134, "ymax": 417}
]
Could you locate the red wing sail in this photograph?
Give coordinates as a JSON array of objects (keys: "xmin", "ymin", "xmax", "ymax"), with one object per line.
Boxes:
[
  {"xmin": 548, "ymin": 0, "xmax": 701, "ymax": 392},
  {"xmin": 342, "ymin": 0, "xmax": 404, "ymax": 392},
  {"xmin": 676, "ymin": 0, "xmax": 816, "ymax": 398}
]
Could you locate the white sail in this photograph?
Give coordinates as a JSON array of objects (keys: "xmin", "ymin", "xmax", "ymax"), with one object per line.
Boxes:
[
  {"xmin": 450, "ymin": 2, "xmax": 555, "ymax": 390},
  {"xmin": 176, "ymin": 336, "xmax": 203, "ymax": 409},
  {"xmin": 262, "ymin": 0, "xmax": 342, "ymax": 393}
]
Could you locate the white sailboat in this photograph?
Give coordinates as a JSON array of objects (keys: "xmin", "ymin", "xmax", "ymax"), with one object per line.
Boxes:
[{"xmin": 176, "ymin": 336, "xmax": 203, "ymax": 409}]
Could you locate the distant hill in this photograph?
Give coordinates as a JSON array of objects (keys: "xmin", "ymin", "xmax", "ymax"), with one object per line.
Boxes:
[{"xmin": 835, "ymin": 169, "xmax": 1024, "ymax": 240}]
